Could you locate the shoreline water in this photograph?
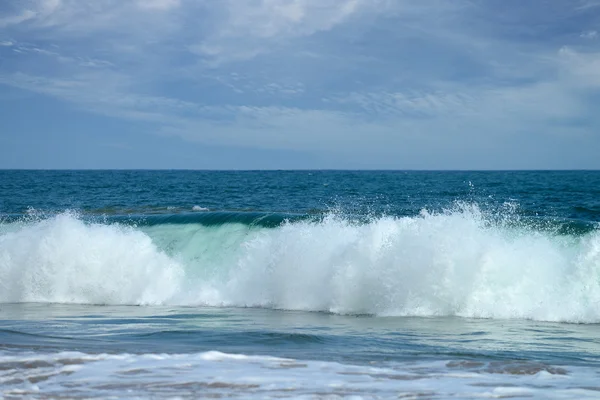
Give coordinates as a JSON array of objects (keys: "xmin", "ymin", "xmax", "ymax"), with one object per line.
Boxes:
[{"xmin": 2, "ymin": 304, "xmax": 600, "ymax": 399}]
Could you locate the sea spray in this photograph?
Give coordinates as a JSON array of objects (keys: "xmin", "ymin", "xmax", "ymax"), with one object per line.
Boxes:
[
  {"xmin": 1, "ymin": 207, "xmax": 600, "ymax": 322},
  {"xmin": 0, "ymin": 212, "xmax": 183, "ymax": 305}
]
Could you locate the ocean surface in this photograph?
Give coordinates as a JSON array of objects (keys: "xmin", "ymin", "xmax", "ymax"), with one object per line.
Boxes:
[{"xmin": 1, "ymin": 170, "xmax": 600, "ymax": 399}]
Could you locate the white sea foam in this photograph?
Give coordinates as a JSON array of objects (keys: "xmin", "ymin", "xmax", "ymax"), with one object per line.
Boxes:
[
  {"xmin": 0, "ymin": 213, "xmax": 183, "ymax": 305},
  {"xmin": 1, "ymin": 208, "xmax": 600, "ymax": 322},
  {"xmin": 1, "ymin": 350, "xmax": 598, "ymax": 399},
  {"xmin": 192, "ymin": 205, "xmax": 209, "ymax": 211}
]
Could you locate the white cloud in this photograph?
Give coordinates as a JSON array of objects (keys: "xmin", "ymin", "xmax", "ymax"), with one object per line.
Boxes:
[
  {"xmin": 220, "ymin": 0, "xmax": 362, "ymax": 39},
  {"xmin": 193, "ymin": 0, "xmax": 372, "ymax": 63},
  {"xmin": 581, "ymin": 30, "xmax": 598, "ymax": 39},
  {"xmin": 0, "ymin": 9, "xmax": 36, "ymax": 28},
  {"xmin": 330, "ymin": 91, "xmax": 476, "ymax": 118},
  {"xmin": 0, "ymin": 72, "xmax": 197, "ymax": 121},
  {"xmin": 577, "ymin": 0, "xmax": 600, "ymax": 10},
  {"xmin": 329, "ymin": 79, "xmax": 586, "ymax": 139},
  {"xmin": 136, "ymin": 0, "xmax": 180, "ymax": 11},
  {"xmin": 3, "ymin": 43, "xmax": 114, "ymax": 69},
  {"xmin": 558, "ymin": 47, "xmax": 600, "ymax": 87},
  {"xmin": 2, "ymin": 0, "xmax": 181, "ymax": 40},
  {"xmin": 0, "ymin": 0, "xmax": 63, "ymax": 29}
]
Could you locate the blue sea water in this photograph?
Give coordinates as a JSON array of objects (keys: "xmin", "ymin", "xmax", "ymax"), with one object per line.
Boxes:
[{"xmin": 1, "ymin": 170, "xmax": 600, "ymax": 399}]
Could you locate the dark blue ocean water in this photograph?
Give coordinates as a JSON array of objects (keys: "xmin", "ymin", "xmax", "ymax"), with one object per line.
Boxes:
[
  {"xmin": 1, "ymin": 171, "xmax": 600, "ymax": 398},
  {"xmin": 2, "ymin": 170, "xmax": 600, "ymax": 220}
]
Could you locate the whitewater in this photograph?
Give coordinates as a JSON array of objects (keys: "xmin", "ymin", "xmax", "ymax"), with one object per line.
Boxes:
[{"xmin": 2, "ymin": 205, "xmax": 599, "ymax": 323}]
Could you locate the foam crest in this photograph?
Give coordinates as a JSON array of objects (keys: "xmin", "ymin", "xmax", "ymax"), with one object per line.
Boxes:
[
  {"xmin": 201, "ymin": 210, "xmax": 600, "ymax": 322},
  {"xmin": 0, "ymin": 213, "xmax": 183, "ymax": 304},
  {"xmin": 1, "ymin": 209, "xmax": 600, "ymax": 322}
]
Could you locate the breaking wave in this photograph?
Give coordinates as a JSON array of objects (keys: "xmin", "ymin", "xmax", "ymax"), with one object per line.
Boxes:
[{"xmin": 1, "ymin": 206, "xmax": 600, "ymax": 323}]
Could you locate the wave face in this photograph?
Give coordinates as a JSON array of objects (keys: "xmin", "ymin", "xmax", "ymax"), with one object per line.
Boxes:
[{"xmin": 1, "ymin": 207, "xmax": 600, "ymax": 323}]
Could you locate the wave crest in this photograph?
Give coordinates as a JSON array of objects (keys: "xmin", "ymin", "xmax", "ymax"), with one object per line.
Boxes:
[
  {"xmin": 1, "ymin": 208, "xmax": 600, "ymax": 322},
  {"xmin": 0, "ymin": 213, "xmax": 182, "ymax": 305}
]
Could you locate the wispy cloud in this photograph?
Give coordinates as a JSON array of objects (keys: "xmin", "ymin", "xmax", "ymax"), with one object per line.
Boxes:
[
  {"xmin": 137, "ymin": 0, "xmax": 180, "ymax": 11},
  {"xmin": 559, "ymin": 47, "xmax": 600, "ymax": 87},
  {"xmin": 0, "ymin": 9, "xmax": 36, "ymax": 28},
  {"xmin": 581, "ymin": 30, "xmax": 598, "ymax": 39}
]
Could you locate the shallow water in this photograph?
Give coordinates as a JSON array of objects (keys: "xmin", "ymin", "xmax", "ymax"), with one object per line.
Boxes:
[{"xmin": 2, "ymin": 305, "xmax": 600, "ymax": 398}]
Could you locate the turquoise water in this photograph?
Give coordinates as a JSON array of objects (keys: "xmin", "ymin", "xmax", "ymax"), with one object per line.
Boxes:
[{"xmin": 1, "ymin": 171, "xmax": 600, "ymax": 398}]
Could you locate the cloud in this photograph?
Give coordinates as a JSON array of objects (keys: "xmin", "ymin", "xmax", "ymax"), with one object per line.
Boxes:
[
  {"xmin": 558, "ymin": 47, "xmax": 600, "ymax": 87},
  {"xmin": 220, "ymin": 0, "xmax": 362, "ymax": 39},
  {"xmin": 329, "ymin": 91, "xmax": 476, "ymax": 118},
  {"xmin": 136, "ymin": 0, "xmax": 180, "ymax": 11},
  {"xmin": 581, "ymin": 30, "xmax": 598, "ymax": 39},
  {"xmin": 0, "ymin": 0, "xmax": 62, "ymax": 29},
  {"xmin": 0, "ymin": 0, "xmax": 181, "ymax": 40},
  {"xmin": 191, "ymin": 0, "xmax": 373, "ymax": 63},
  {"xmin": 0, "ymin": 9, "xmax": 36, "ymax": 28},
  {"xmin": 577, "ymin": 0, "xmax": 600, "ymax": 10},
  {"xmin": 1, "ymin": 0, "xmax": 599, "ymax": 168},
  {"xmin": 0, "ymin": 71, "xmax": 201, "ymax": 123}
]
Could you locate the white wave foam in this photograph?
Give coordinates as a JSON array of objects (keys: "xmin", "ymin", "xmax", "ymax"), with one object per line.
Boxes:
[
  {"xmin": 1, "ymin": 350, "xmax": 597, "ymax": 399},
  {"xmin": 0, "ymin": 213, "xmax": 183, "ymax": 305},
  {"xmin": 1, "ymin": 209, "xmax": 600, "ymax": 322}
]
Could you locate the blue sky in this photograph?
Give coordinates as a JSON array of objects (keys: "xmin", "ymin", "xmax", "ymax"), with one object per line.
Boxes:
[{"xmin": 1, "ymin": 0, "xmax": 599, "ymax": 169}]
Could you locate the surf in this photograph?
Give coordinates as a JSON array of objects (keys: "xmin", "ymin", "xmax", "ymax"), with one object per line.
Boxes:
[{"xmin": 1, "ymin": 206, "xmax": 599, "ymax": 323}]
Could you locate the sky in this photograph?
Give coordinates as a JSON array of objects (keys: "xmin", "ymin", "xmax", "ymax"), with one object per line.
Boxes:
[{"xmin": 0, "ymin": 0, "xmax": 599, "ymax": 169}]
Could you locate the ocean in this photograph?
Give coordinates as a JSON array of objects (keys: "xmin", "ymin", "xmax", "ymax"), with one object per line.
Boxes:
[{"xmin": 1, "ymin": 170, "xmax": 600, "ymax": 399}]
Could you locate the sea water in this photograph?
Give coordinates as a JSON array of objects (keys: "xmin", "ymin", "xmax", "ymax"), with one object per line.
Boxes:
[{"xmin": 1, "ymin": 170, "xmax": 600, "ymax": 398}]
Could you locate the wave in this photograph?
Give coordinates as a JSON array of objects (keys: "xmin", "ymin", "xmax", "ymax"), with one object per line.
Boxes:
[
  {"xmin": 1, "ymin": 206, "xmax": 600, "ymax": 323},
  {"xmin": 0, "ymin": 210, "xmax": 313, "ymax": 228},
  {"xmin": 129, "ymin": 211, "xmax": 310, "ymax": 228}
]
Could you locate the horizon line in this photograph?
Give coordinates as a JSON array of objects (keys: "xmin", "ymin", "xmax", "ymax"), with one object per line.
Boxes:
[{"xmin": 1, "ymin": 168, "xmax": 600, "ymax": 172}]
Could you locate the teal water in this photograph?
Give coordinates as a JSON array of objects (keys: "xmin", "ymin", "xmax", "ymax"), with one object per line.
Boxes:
[{"xmin": 1, "ymin": 171, "xmax": 600, "ymax": 398}]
